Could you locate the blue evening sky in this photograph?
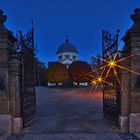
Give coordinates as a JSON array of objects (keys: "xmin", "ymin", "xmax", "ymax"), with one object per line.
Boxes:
[{"xmin": 0, "ymin": 0, "xmax": 139, "ymax": 64}]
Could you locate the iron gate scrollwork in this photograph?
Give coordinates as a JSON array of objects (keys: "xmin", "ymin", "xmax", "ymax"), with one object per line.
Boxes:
[
  {"xmin": 102, "ymin": 29, "xmax": 120, "ymax": 126},
  {"xmin": 16, "ymin": 25, "xmax": 36, "ymax": 127}
]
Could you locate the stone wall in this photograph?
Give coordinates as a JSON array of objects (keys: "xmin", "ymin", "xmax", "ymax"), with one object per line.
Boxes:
[
  {"xmin": 0, "ymin": 10, "xmax": 22, "ymax": 134},
  {"xmin": 120, "ymin": 9, "xmax": 140, "ymax": 133}
]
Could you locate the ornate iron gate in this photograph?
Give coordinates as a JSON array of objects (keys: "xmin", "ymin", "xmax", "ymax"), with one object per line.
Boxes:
[
  {"xmin": 102, "ymin": 29, "xmax": 120, "ymax": 126},
  {"xmin": 17, "ymin": 26, "xmax": 36, "ymax": 127}
]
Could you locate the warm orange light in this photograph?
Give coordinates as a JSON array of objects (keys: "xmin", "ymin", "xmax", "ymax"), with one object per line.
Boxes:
[
  {"xmin": 97, "ymin": 77, "xmax": 102, "ymax": 83},
  {"xmin": 90, "ymin": 51, "xmax": 140, "ymax": 93},
  {"xmin": 109, "ymin": 60, "xmax": 115, "ymax": 67},
  {"xmin": 92, "ymin": 80, "xmax": 97, "ymax": 85}
]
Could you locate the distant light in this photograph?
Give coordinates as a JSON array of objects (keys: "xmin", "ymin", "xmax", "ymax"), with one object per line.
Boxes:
[
  {"xmin": 97, "ymin": 77, "xmax": 102, "ymax": 83},
  {"xmin": 109, "ymin": 60, "xmax": 115, "ymax": 67},
  {"xmin": 92, "ymin": 80, "xmax": 97, "ymax": 85}
]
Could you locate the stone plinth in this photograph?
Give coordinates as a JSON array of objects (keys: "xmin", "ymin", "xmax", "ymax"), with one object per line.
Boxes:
[
  {"xmin": 130, "ymin": 113, "xmax": 140, "ymax": 133},
  {"xmin": 119, "ymin": 116, "xmax": 129, "ymax": 133},
  {"xmin": 120, "ymin": 8, "xmax": 140, "ymax": 133},
  {"xmin": 0, "ymin": 115, "xmax": 12, "ymax": 134},
  {"xmin": 13, "ymin": 117, "xmax": 23, "ymax": 133}
]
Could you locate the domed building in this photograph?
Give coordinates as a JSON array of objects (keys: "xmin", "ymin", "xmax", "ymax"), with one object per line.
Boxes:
[
  {"xmin": 56, "ymin": 37, "xmax": 78, "ymax": 67},
  {"xmin": 47, "ymin": 37, "xmax": 79, "ymax": 86}
]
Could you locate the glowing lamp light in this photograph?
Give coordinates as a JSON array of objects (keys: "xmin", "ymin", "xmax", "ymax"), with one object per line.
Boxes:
[
  {"xmin": 90, "ymin": 51, "xmax": 140, "ymax": 92},
  {"xmin": 92, "ymin": 80, "xmax": 97, "ymax": 85},
  {"xmin": 109, "ymin": 60, "xmax": 115, "ymax": 67},
  {"xmin": 97, "ymin": 77, "xmax": 102, "ymax": 83}
]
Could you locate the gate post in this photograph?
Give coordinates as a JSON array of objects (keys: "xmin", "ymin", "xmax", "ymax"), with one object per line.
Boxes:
[
  {"xmin": 120, "ymin": 8, "xmax": 140, "ymax": 133},
  {"xmin": 9, "ymin": 52, "xmax": 23, "ymax": 133},
  {"xmin": 0, "ymin": 10, "xmax": 22, "ymax": 134}
]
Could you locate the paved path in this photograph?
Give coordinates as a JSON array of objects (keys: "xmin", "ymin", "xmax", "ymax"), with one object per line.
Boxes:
[{"xmin": 8, "ymin": 87, "xmax": 138, "ymax": 140}]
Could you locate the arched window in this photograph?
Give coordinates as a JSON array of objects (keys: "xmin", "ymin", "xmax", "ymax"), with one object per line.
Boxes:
[
  {"xmin": 59, "ymin": 55, "xmax": 62, "ymax": 60},
  {"xmin": 73, "ymin": 55, "xmax": 76, "ymax": 59},
  {"xmin": 65, "ymin": 55, "xmax": 70, "ymax": 58}
]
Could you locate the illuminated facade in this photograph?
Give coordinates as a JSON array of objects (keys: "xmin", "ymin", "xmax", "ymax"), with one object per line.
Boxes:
[{"xmin": 56, "ymin": 38, "xmax": 78, "ymax": 68}]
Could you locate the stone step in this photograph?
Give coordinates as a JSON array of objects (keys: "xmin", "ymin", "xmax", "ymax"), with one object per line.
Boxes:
[{"xmin": 8, "ymin": 133, "xmax": 138, "ymax": 140}]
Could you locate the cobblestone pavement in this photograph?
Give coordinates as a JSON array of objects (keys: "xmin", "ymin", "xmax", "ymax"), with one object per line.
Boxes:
[{"xmin": 8, "ymin": 87, "xmax": 138, "ymax": 140}]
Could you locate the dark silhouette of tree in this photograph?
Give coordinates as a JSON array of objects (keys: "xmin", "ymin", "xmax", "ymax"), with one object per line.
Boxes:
[
  {"xmin": 46, "ymin": 62, "xmax": 68, "ymax": 85},
  {"xmin": 68, "ymin": 61, "xmax": 92, "ymax": 85},
  {"xmin": 90, "ymin": 55, "xmax": 103, "ymax": 84},
  {"xmin": 90, "ymin": 55, "xmax": 102, "ymax": 70}
]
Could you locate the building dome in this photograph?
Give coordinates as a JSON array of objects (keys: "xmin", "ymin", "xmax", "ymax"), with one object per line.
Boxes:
[{"xmin": 57, "ymin": 39, "xmax": 78, "ymax": 54}]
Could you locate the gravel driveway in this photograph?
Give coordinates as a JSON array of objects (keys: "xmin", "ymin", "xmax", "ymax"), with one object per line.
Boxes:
[{"xmin": 8, "ymin": 87, "xmax": 138, "ymax": 140}]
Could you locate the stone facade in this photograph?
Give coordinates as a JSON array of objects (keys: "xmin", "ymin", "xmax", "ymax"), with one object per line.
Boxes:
[
  {"xmin": 0, "ymin": 10, "xmax": 36, "ymax": 134},
  {"xmin": 57, "ymin": 38, "xmax": 78, "ymax": 68},
  {"xmin": 0, "ymin": 10, "xmax": 22, "ymax": 134},
  {"xmin": 58, "ymin": 52, "xmax": 77, "ymax": 67},
  {"xmin": 120, "ymin": 8, "xmax": 140, "ymax": 133}
]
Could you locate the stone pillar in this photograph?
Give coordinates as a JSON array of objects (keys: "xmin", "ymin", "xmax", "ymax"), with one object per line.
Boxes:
[
  {"xmin": 120, "ymin": 8, "xmax": 140, "ymax": 133},
  {"xmin": 9, "ymin": 52, "xmax": 23, "ymax": 133},
  {"xmin": 119, "ymin": 50, "xmax": 131, "ymax": 132},
  {"xmin": 0, "ymin": 10, "xmax": 22, "ymax": 134}
]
